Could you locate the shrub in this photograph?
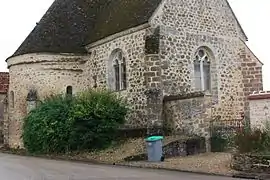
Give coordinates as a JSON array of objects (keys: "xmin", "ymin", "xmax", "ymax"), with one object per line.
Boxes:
[
  {"xmin": 68, "ymin": 89, "xmax": 129, "ymax": 150},
  {"xmin": 234, "ymin": 127, "xmax": 270, "ymax": 154},
  {"xmin": 22, "ymin": 95, "xmax": 73, "ymax": 154},
  {"xmin": 22, "ymin": 89, "xmax": 129, "ymax": 154}
]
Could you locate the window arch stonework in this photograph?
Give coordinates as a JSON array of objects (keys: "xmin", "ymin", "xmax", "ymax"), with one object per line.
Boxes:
[
  {"xmin": 108, "ymin": 49, "xmax": 127, "ymax": 91},
  {"xmin": 194, "ymin": 47, "xmax": 211, "ymax": 92}
]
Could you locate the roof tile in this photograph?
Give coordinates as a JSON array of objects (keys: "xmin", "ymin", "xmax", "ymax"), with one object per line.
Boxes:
[{"xmin": 12, "ymin": 0, "xmax": 162, "ymax": 57}]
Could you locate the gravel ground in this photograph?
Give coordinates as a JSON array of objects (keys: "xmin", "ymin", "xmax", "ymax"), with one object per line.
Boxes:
[
  {"xmin": 122, "ymin": 153, "xmax": 237, "ymax": 176},
  {"xmin": 68, "ymin": 136, "xmax": 187, "ymax": 163}
]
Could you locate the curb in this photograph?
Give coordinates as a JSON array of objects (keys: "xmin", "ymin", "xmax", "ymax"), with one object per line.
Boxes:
[
  {"xmin": 116, "ymin": 163, "xmax": 235, "ymax": 178},
  {"xmin": 0, "ymin": 150, "xmax": 259, "ymax": 179},
  {"xmin": 232, "ymin": 173, "xmax": 258, "ymax": 179}
]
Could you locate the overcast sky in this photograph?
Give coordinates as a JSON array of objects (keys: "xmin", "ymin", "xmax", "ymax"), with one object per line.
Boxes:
[{"xmin": 0, "ymin": 0, "xmax": 269, "ymax": 89}]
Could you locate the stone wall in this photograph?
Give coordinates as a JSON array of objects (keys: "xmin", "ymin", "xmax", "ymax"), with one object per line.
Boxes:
[
  {"xmin": 0, "ymin": 94, "xmax": 5, "ymax": 144},
  {"xmin": 248, "ymin": 91, "xmax": 270, "ymax": 130},
  {"xmin": 84, "ymin": 27, "xmax": 150, "ymax": 128},
  {"xmin": 150, "ymin": 0, "xmax": 247, "ymax": 39},
  {"xmin": 0, "ymin": 72, "xmax": 9, "ymax": 144},
  {"xmin": 6, "ymin": 26, "xmax": 152, "ymax": 147},
  {"xmin": 240, "ymin": 42, "xmax": 264, "ymax": 121},
  {"xmin": 149, "ymin": 0, "xmax": 263, "ymax": 127},
  {"xmin": 163, "ymin": 92, "xmax": 211, "ymax": 137},
  {"xmin": 6, "ymin": 54, "xmax": 88, "ymax": 147},
  {"xmin": 0, "ymin": 72, "xmax": 9, "ymax": 94}
]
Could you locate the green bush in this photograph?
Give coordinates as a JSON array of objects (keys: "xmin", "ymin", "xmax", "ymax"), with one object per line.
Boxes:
[
  {"xmin": 22, "ymin": 89, "xmax": 129, "ymax": 154},
  {"xmin": 22, "ymin": 95, "xmax": 73, "ymax": 154},
  {"xmin": 68, "ymin": 90, "xmax": 128, "ymax": 150}
]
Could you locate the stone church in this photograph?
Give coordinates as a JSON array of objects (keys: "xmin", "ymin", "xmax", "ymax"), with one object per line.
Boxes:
[{"xmin": 4, "ymin": 0, "xmax": 263, "ymax": 148}]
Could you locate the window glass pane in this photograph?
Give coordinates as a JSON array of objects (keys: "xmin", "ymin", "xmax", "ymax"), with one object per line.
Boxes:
[
  {"xmin": 194, "ymin": 64, "xmax": 201, "ymax": 77},
  {"xmin": 114, "ymin": 64, "xmax": 120, "ymax": 91},
  {"xmin": 203, "ymin": 64, "xmax": 211, "ymax": 91},
  {"xmin": 194, "ymin": 63, "xmax": 201, "ymax": 90},
  {"xmin": 121, "ymin": 59, "xmax": 127, "ymax": 90},
  {"xmin": 195, "ymin": 77, "xmax": 202, "ymax": 91}
]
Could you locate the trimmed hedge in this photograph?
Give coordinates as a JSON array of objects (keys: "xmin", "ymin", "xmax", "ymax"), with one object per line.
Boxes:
[{"xmin": 22, "ymin": 89, "xmax": 129, "ymax": 154}]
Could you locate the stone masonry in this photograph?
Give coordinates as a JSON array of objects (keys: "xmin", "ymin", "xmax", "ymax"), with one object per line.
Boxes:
[
  {"xmin": 6, "ymin": 0, "xmax": 263, "ymax": 148},
  {"xmin": 7, "ymin": 54, "xmax": 88, "ymax": 147},
  {"xmin": 149, "ymin": 0, "xmax": 263, "ymax": 135},
  {"xmin": 0, "ymin": 72, "xmax": 9, "ymax": 144},
  {"xmin": 248, "ymin": 91, "xmax": 270, "ymax": 130}
]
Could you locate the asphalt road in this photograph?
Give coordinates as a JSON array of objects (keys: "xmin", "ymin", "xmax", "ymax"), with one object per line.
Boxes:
[{"xmin": 0, "ymin": 153, "xmax": 249, "ymax": 180}]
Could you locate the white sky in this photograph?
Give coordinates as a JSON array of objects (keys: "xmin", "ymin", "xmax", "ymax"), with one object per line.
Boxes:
[{"xmin": 0, "ymin": 0, "xmax": 269, "ymax": 89}]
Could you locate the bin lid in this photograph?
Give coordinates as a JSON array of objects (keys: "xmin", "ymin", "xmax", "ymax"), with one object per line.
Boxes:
[{"xmin": 145, "ymin": 136, "xmax": 164, "ymax": 142}]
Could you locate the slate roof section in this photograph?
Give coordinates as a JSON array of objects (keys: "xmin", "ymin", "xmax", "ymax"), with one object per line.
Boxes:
[{"xmin": 12, "ymin": 0, "xmax": 162, "ymax": 57}]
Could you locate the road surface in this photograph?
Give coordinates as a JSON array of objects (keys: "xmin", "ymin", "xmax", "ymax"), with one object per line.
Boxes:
[{"xmin": 0, "ymin": 153, "xmax": 248, "ymax": 180}]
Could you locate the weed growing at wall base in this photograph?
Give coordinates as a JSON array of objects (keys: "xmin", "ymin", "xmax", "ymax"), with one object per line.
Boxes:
[
  {"xmin": 22, "ymin": 89, "xmax": 129, "ymax": 154},
  {"xmin": 234, "ymin": 122, "xmax": 270, "ymax": 154}
]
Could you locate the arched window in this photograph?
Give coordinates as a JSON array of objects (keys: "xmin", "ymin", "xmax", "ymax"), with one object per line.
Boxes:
[
  {"xmin": 194, "ymin": 48, "xmax": 211, "ymax": 91},
  {"xmin": 66, "ymin": 86, "xmax": 73, "ymax": 96},
  {"xmin": 10, "ymin": 91, "xmax": 14, "ymax": 108},
  {"xmin": 109, "ymin": 49, "xmax": 127, "ymax": 91}
]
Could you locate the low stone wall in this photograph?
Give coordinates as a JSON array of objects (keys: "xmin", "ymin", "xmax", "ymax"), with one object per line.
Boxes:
[
  {"xmin": 231, "ymin": 153, "xmax": 270, "ymax": 173},
  {"xmin": 124, "ymin": 136, "xmax": 206, "ymax": 161},
  {"xmin": 164, "ymin": 136, "xmax": 206, "ymax": 158},
  {"xmin": 163, "ymin": 92, "xmax": 211, "ymax": 138}
]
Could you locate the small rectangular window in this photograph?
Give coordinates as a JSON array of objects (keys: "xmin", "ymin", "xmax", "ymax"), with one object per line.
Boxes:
[{"xmin": 66, "ymin": 86, "xmax": 73, "ymax": 99}]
